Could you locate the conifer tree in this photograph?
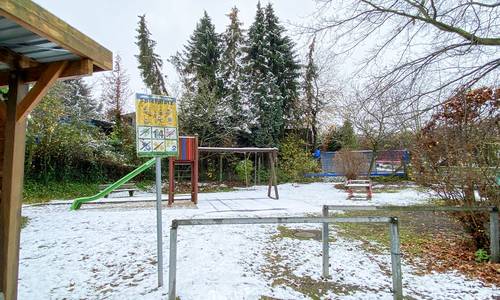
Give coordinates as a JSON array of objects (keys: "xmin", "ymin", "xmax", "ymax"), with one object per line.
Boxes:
[
  {"xmin": 135, "ymin": 15, "xmax": 168, "ymax": 95},
  {"xmin": 175, "ymin": 12, "xmax": 227, "ymax": 146},
  {"xmin": 62, "ymin": 79, "xmax": 102, "ymax": 120},
  {"xmin": 183, "ymin": 11, "xmax": 222, "ymax": 93},
  {"xmin": 221, "ymin": 7, "xmax": 247, "ymax": 139},
  {"xmin": 263, "ymin": 3, "xmax": 300, "ymax": 131},
  {"xmin": 244, "ymin": 2, "xmax": 300, "ymax": 146},
  {"xmin": 302, "ymin": 36, "xmax": 321, "ymax": 147}
]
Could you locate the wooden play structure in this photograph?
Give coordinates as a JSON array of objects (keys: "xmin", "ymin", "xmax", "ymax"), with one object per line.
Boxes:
[
  {"xmin": 167, "ymin": 138, "xmax": 280, "ymax": 205},
  {"xmin": 168, "ymin": 136, "xmax": 199, "ymax": 205},
  {"xmin": 0, "ymin": 1, "xmax": 112, "ymax": 299},
  {"xmin": 345, "ymin": 179, "xmax": 373, "ymax": 200},
  {"xmin": 199, "ymin": 146, "xmax": 279, "ymax": 199}
]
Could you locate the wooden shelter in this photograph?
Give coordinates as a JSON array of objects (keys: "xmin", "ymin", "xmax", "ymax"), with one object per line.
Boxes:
[{"xmin": 0, "ymin": 1, "xmax": 112, "ymax": 299}]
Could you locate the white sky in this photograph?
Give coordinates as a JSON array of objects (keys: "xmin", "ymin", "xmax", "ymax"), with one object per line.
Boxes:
[{"xmin": 35, "ymin": 0, "xmax": 319, "ymax": 111}]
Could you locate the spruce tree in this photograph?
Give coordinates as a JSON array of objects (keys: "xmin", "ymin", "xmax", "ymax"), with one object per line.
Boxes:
[
  {"xmin": 221, "ymin": 7, "xmax": 247, "ymax": 140},
  {"xmin": 176, "ymin": 12, "xmax": 227, "ymax": 146},
  {"xmin": 183, "ymin": 11, "xmax": 221, "ymax": 93},
  {"xmin": 263, "ymin": 3, "xmax": 300, "ymax": 132},
  {"xmin": 302, "ymin": 36, "xmax": 322, "ymax": 147},
  {"xmin": 62, "ymin": 79, "xmax": 102, "ymax": 120},
  {"xmin": 135, "ymin": 15, "xmax": 168, "ymax": 95},
  {"xmin": 244, "ymin": 2, "xmax": 302, "ymax": 146}
]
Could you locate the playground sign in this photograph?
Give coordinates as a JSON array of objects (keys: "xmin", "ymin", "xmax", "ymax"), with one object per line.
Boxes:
[{"xmin": 135, "ymin": 93, "xmax": 178, "ymax": 157}]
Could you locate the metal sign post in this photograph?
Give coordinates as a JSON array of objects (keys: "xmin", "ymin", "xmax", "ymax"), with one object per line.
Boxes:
[
  {"xmin": 135, "ymin": 93, "xmax": 178, "ymax": 288},
  {"xmin": 155, "ymin": 156, "xmax": 163, "ymax": 286}
]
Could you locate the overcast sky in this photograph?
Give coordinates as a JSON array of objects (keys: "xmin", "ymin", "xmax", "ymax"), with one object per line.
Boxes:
[{"xmin": 35, "ymin": 0, "xmax": 319, "ymax": 111}]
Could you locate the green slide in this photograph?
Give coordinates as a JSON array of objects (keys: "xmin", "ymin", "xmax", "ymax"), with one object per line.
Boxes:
[{"xmin": 70, "ymin": 158, "xmax": 157, "ymax": 210}]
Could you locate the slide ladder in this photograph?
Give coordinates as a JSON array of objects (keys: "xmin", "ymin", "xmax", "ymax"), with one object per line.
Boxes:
[{"xmin": 70, "ymin": 158, "xmax": 157, "ymax": 210}]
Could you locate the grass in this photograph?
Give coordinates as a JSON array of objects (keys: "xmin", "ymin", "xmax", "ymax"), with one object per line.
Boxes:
[
  {"xmin": 21, "ymin": 216, "xmax": 29, "ymax": 229},
  {"xmin": 23, "ymin": 180, "xmax": 100, "ymax": 204},
  {"xmin": 331, "ymin": 210, "xmax": 461, "ymax": 256}
]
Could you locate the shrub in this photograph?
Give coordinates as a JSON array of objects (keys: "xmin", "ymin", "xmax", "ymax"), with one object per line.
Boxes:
[
  {"xmin": 279, "ymin": 136, "xmax": 319, "ymax": 182},
  {"xmin": 475, "ymin": 249, "xmax": 490, "ymax": 263},
  {"xmin": 235, "ymin": 159, "xmax": 254, "ymax": 184},
  {"xmin": 333, "ymin": 149, "xmax": 365, "ymax": 180},
  {"xmin": 412, "ymin": 87, "xmax": 500, "ymax": 249}
]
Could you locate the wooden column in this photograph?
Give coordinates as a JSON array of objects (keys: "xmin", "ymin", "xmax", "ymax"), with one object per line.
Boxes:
[
  {"xmin": 0, "ymin": 72, "xmax": 28, "ymax": 300},
  {"xmin": 192, "ymin": 136, "xmax": 198, "ymax": 204}
]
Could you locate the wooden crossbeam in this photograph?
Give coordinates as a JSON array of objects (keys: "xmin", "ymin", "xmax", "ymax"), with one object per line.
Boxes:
[
  {"xmin": 0, "ymin": 0, "xmax": 112, "ymax": 71},
  {"xmin": 0, "ymin": 47, "xmax": 39, "ymax": 69},
  {"xmin": 0, "ymin": 59, "xmax": 91, "ymax": 87},
  {"xmin": 16, "ymin": 61, "xmax": 67, "ymax": 122}
]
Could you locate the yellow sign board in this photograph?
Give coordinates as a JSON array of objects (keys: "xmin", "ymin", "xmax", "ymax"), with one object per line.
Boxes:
[{"xmin": 135, "ymin": 93, "xmax": 178, "ymax": 157}]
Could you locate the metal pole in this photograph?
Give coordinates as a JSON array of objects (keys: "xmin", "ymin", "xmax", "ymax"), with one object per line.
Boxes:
[
  {"xmin": 322, "ymin": 205, "xmax": 330, "ymax": 279},
  {"xmin": 389, "ymin": 217, "xmax": 403, "ymax": 300},
  {"xmin": 155, "ymin": 157, "xmax": 164, "ymax": 287},
  {"xmin": 168, "ymin": 225, "xmax": 178, "ymax": 300},
  {"xmin": 490, "ymin": 207, "xmax": 499, "ymax": 263}
]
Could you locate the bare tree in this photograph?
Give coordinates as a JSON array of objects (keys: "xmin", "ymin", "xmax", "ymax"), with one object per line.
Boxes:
[
  {"xmin": 101, "ymin": 55, "xmax": 131, "ymax": 126},
  {"xmin": 340, "ymin": 80, "xmax": 409, "ymax": 174},
  {"xmin": 306, "ymin": 0, "xmax": 500, "ymax": 111}
]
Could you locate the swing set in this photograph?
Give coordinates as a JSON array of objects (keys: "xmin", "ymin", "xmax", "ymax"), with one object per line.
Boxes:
[{"xmin": 167, "ymin": 137, "xmax": 280, "ymax": 205}]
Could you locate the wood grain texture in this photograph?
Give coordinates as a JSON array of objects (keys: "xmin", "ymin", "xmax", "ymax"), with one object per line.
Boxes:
[
  {"xmin": 0, "ymin": 0, "xmax": 112, "ymax": 71},
  {"xmin": 16, "ymin": 61, "xmax": 67, "ymax": 121},
  {"xmin": 0, "ymin": 73, "xmax": 28, "ymax": 300},
  {"xmin": 0, "ymin": 59, "xmax": 92, "ymax": 86}
]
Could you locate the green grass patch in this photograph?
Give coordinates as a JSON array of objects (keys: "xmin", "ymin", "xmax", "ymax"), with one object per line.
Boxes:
[
  {"xmin": 332, "ymin": 210, "xmax": 435, "ymax": 256},
  {"xmin": 21, "ymin": 216, "xmax": 29, "ymax": 229},
  {"xmin": 135, "ymin": 180, "xmax": 154, "ymax": 191},
  {"xmin": 23, "ymin": 180, "xmax": 100, "ymax": 204}
]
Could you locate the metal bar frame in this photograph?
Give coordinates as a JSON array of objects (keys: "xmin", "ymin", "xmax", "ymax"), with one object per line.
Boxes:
[
  {"xmin": 168, "ymin": 216, "xmax": 403, "ymax": 300},
  {"xmin": 323, "ymin": 205, "xmax": 499, "ymax": 263}
]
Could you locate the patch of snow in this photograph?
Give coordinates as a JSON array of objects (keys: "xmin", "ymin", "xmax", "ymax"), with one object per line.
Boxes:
[{"xmin": 18, "ymin": 183, "xmax": 499, "ymax": 299}]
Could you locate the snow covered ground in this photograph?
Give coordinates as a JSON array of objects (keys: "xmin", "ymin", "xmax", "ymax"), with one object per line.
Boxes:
[{"xmin": 19, "ymin": 182, "xmax": 499, "ymax": 299}]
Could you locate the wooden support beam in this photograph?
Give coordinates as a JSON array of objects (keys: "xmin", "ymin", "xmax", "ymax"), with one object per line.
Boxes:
[
  {"xmin": 0, "ymin": 72, "xmax": 28, "ymax": 300},
  {"xmin": 0, "ymin": 0, "xmax": 112, "ymax": 71},
  {"xmin": 16, "ymin": 61, "xmax": 67, "ymax": 121},
  {"xmin": 0, "ymin": 59, "xmax": 92, "ymax": 87},
  {"xmin": 0, "ymin": 46, "xmax": 39, "ymax": 69}
]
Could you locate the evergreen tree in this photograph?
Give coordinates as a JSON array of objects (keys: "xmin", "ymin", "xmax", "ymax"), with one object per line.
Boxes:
[
  {"xmin": 61, "ymin": 79, "xmax": 102, "ymax": 121},
  {"xmin": 263, "ymin": 3, "xmax": 301, "ymax": 131},
  {"xmin": 183, "ymin": 11, "xmax": 222, "ymax": 93},
  {"xmin": 221, "ymin": 7, "xmax": 247, "ymax": 140},
  {"xmin": 243, "ymin": 2, "xmax": 281, "ymax": 146},
  {"xmin": 243, "ymin": 2, "xmax": 300, "ymax": 146},
  {"xmin": 135, "ymin": 15, "xmax": 168, "ymax": 95},
  {"xmin": 176, "ymin": 12, "xmax": 227, "ymax": 146},
  {"xmin": 302, "ymin": 36, "xmax": 322, "ymax": 147},
  {"xmin": 339, "ymin": 119, "xmax": 357, "ymax": 149}
]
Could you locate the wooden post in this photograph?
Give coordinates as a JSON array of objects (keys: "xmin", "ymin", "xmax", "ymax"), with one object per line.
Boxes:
[
  {"xmin": 267, "ymin": 151, "xmax": 279, "ymax": 199},
  {"xmin": 0, "ymin": 72, "xmax": 28, "ymax": 300},
  {"xmin": 272, "ymin": 151, "xmax": 279, "ymax": 199},
  {"xmin": 218, "ymin": 154, "xmax": 223, "ymax": 183},
  {"xmin": 192, "ymin": 136, "xmax": 198, "ymax": 204},
  {"xmin": 254, "ymin": 152, "xmax": 257, "ymax": 186}
]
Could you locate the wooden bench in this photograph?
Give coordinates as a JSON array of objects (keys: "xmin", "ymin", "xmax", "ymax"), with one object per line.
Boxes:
[
  {"xmin": 99, "ymin": 183, "xmax": 138, "ymax": 198},
  {"xmin": 345, "ymin": 179, "xmax": 373, "ymax": 199}
]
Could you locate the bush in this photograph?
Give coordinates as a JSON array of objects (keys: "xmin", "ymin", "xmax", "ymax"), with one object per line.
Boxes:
[
  {"xmin": 333, "ymin": 149, "xmax": 365, "ymax": 180},
  {"xmin": 412, "ymin": 87, "xmax": 500, "ymax": 250},
  {"xmin": 279, "ymin": 136, "xmax": 319, "ymax": 182},
  {"xmin": 235, "ymin": 159, "xmax": 254, "ymax": 184}
]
